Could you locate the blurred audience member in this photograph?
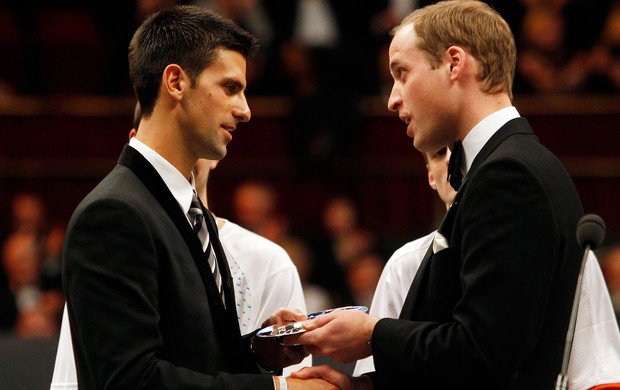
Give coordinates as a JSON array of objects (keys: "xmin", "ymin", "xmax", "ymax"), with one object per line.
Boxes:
[
  {"xmin": 516, "ymin": 5, "xmax": 572, "ymax": 93},
  {"xmin": 231, "ymin": 180, "xmax": 282, "ymax": 240},
  {"xmin": 514, "ymin": 0, "xmax": 615, "ymax": 94},
  {"xmin": 3, "ymin": 0, "xmax": 620, "ymax": 96},
  {"xmin": 577, "ymin": 2, "xmax": 620, "ymax": 93},
  {"xmin": 1, "ymin": 231, "xmax": 62, "ymax": 338},
  {"xmin": 260, "ymin": 0, "xmax": 390, "ymax": 172},
  {"xmin": 321, "ymin": 195, "xmax": 378, "ymax": 268},
  {"xmin": 304, "ymin": 195, "xmax": 381, "ymax": 307},
  {"xmin": 280, "ymin": 236, "xmax": 333, "ymax": 314},
  {"xmin": 40, "ymin": 223, "xmax": 65, "ymax": 292},
  {"xmin": 9, "ymin": 192, "xmax": 46, "ymax": 237},
  {"xmin": 345, "ymin": 252, "xmax": 385, "ymax": 308},
  {"xmin": 6, "ymin": 192, "xmax": 64, "ymax": 294}
]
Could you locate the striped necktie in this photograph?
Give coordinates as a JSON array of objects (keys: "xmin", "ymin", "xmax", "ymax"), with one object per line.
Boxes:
[
  {"xmin": 189, "ymin": 191, "xmax": 224, "ymax": 304},
  {"xmin": 188, "ymin": 191, "xmax": 203, "ymax": 233}
]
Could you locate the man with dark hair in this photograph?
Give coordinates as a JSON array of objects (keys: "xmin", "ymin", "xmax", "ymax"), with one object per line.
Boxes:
[{"xmin": 61, "ymin": 6, "xmax": 329, "ymax": 389}]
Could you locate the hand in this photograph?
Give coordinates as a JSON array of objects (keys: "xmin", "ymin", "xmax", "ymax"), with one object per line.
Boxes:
[
  {"xmin": 284, "ymin": 310, "xmax": 380, "ymax": 363},
  {"xmin": 251, "ymin": 308, "xmax": 310, "ymax": 371},
  {"xmin": 285, "ymin": 375, "xmax": 340, "ymax": 390},
  {"xmin": 289, "ymin": 365, "xmax": 373, "ymax": 390}
]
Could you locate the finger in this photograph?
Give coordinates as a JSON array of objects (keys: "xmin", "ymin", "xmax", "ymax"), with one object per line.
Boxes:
[
  {"xmin": 275, "ymin": 307, "xmax": 307, "ymax": 323},
  {"xmin": 262, "ymin": 308, "xmax": 305, "ymax": 327},
  {"xmin": 302, "ymin": 312, "xmax": 335, "ymax": 331}
]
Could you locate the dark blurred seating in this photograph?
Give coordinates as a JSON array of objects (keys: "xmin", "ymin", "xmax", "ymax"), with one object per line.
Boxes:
[
  {"xmin": 33, "ymin": 7, "xmax": 106, "ymax": 95},
  {"xmin": 0, "ymin": 333, "xmax": 58, "ymax": 390},
  {"xmin": 0, "ymin": 7, "xmax": 26, "ymax": 94},
  {"xmin": 1, "ymin": 95, "xmax": 619, "ymax": 243}
]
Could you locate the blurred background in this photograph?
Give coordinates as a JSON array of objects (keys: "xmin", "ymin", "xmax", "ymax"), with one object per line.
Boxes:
[{"xmin": 1, "ymin": 0, "xmax": 620, "ymax": 387}]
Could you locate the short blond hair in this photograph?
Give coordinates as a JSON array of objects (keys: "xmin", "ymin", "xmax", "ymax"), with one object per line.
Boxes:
[{"xmin": 393, "ymin": 0, "xmax": 516, "ymax": 100}]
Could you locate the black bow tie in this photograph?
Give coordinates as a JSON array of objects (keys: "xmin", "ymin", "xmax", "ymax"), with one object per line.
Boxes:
[{"xmin": 447, "ymin": 140, "xmax": 464, "ymax": 191}]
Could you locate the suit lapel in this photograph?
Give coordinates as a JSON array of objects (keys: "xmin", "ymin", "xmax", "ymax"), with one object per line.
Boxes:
[
  {"xmin": 117, "ymin": 146, "xmax": 240, "ymax": 323},
  {"xmin": 117, "ymin": 146, "xmax": 212, "ymax": 284}
]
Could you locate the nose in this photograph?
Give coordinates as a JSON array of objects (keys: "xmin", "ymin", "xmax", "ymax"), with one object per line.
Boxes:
[
  {"xmin": 234, "ymin": 94, "xmax": 251, "ymax": 123},
  {"xmin": 387, "ymin": 84, "xmax": 401, "ymax": 112}
]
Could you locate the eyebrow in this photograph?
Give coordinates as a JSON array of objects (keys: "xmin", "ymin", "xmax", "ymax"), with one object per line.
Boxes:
[{"xmin": 388, "ymin": 60, "xmax": 400, "ymax": 74}]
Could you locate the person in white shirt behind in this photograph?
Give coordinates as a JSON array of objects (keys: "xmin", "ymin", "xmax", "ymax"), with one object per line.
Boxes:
[
  {"xmin": 354, "ymin": 146, "xmax": 620, "ymax": 390},
  {"xmin": 195, "ymin": 159, "xmax": 310, "ymax": 354}
]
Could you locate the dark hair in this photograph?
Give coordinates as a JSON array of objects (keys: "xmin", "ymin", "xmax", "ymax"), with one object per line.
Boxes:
[
  {"xmin": 132, "ymin": 102, "xmax": 141, "ymax": 130},
  {"xmin": 128, "ymin": 5, "xmax": 259, "ymax": 116}
]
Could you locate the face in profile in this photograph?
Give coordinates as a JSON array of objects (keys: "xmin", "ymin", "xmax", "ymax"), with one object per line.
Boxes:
[
  {"xmin": 425, "ymin": 146, "xmax": 457, "ymax": 208},
  {"xmin": 182, "ymin": 49, "xmax": 251, "ymax": 161},
  {"xmin": 388, "ymin": 24, "xmax": 456, "ymax": 154}
]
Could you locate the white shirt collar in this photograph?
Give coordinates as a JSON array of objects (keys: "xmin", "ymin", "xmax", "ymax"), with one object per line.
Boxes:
[
  {"xmin": 128, "ymin": 137, "xmax": 195, "ymax": 215},
  {"xmin": 461, "ymin": 106, "xmax": 520, "ymax": 174}
]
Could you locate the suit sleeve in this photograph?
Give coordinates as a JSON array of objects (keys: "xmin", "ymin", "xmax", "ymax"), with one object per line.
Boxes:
[
  {"xmin": 370, "ymin": 156, "xmax": 560, "ymax": 385},
  {"xmin": 63, "ymin": 198, "xmax": 274, "ymax": 389}
]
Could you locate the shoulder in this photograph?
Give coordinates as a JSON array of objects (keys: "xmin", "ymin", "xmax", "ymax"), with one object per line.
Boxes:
[
  {"xmin": 66, "ymin": 166, "xmax": 169, "ymax": 243},
  {"xmin": 77, "ymin": 165, "xmax": 148, "ymax": 209},
  {"xmin": 479, "ymin": 122, "xmax": 566, "ymax": 178},
  {"xmin": 387, "ymin": 231, "xmax": 435, "ymax": 266},
  {"xmin": 378, "ymin": 231, "xmax": 435, "ymax": 282},
  {"xmin": 218, "ymin": 219, "xmax": 293, "ymax": 267}
]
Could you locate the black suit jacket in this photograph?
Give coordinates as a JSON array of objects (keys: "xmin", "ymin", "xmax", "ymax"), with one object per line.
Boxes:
[
  {"xmin": 62, "ymin": 145, "xmax": 274, "ymax": 389},
  {"xmin": 369, "ymin": 118, "xmax": 584, "ymax": 389}
]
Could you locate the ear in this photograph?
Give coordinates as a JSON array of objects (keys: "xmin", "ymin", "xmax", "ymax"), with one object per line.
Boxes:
[
  {"xmin": 162, "ymin": 64, "xmax": 188, "ymax": 102},
  {"xmin": 427, "ymin": 164, "xmax": 438, "ymax": 191},
  {"xmin": 446, "ymin": 46, "xmax": 467, "ymax": 81}
]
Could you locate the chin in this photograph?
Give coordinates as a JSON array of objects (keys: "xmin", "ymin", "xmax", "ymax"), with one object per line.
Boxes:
[
  {"xmin": 412, "ymin": 139, "xmax": 425, "ymax": 153},
  {"xmin": 204, "ymin": 149, "xmax": 226, "ymax": 161},
  {"xmin": 216, "ymin": 149, "xmax": 227, "ymax": 160}
]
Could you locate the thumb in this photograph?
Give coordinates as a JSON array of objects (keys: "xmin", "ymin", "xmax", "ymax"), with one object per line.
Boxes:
[{"xmin": 302, "ymin": 313, "xmax": 332, "ymax": 331}]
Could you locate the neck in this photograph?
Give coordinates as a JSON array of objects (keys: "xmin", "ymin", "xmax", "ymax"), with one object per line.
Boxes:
[
  {"xmin": 457, "ymin": 92, "xmax": 512, "ymax": 140},
  {"xmin": 137, "ymin": 111, "xmax": 196, "ymax": 181}
]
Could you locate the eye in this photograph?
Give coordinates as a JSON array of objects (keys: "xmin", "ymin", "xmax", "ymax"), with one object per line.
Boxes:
[
  {"xmin": 222, "ymin": 80, "xmax": 243, "ymax": 95},
  {"xmin": 391, "ymin": 67, "xmax": 406, "ymax": 81}
]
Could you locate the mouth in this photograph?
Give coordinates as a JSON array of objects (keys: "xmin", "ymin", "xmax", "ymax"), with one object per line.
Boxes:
[
  {"xmin": 222, "ymin": 125, "xmax": 235, "ymax": 141},
  {"xmin": 401, "ymin": 117, "xmax": 413, "ymax": 138}
]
